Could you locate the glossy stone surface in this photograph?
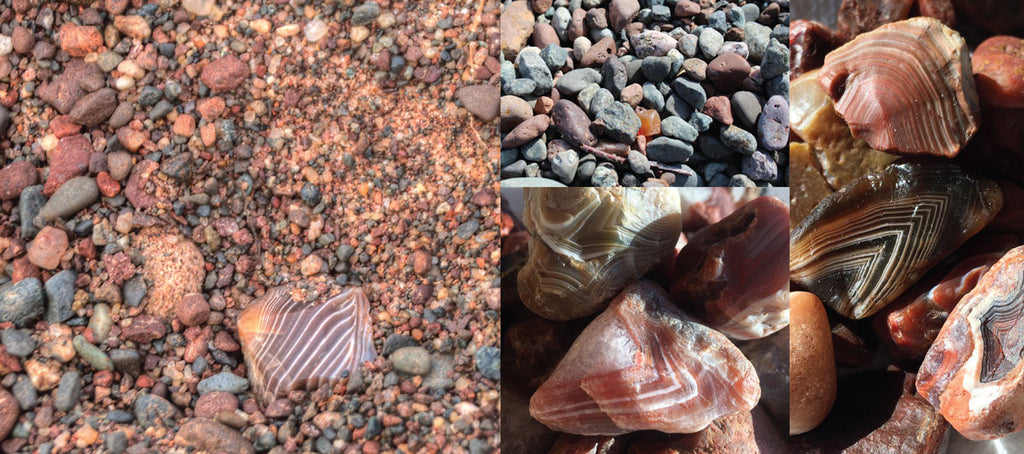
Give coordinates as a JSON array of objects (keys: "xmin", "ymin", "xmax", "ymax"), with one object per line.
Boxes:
[
  {"xmin": 790, "ymin": 20, "xmax": 844, "ymax": 79},
  {"xmin": 529, "ymin": 281, "xmax": 759, "ymax": 435},
  {"xmin": 917, "ymin": 246, "xmax": 1024, "ymax": 440},
  {"xmin": 820, "ymin": 18, "xmax": 980, "ymax": 157},
  {"xmin": 791, "ymin": 162, "xmax": 1002, "ymax": 319},
  {"xmin": 789, "ymin": 291, "xmax": 835, "ymax": 435},
  {"xmin": 879, "ymin": 235, "xmax": 1018, "ymax": 359},
  {"xmin": 972, "ymin": 36, "xmax": 1024, "ymax": 108},
  {"xmin": 788, "ymin": 143, "xmax": 833, "ymax": 228},
  {"xmin": 237, "ymin": 286, "xmax": 376, "ymax": 405},
  {"xmin": 517, "ymin": 188, "xmax": 682, "ymax": 320},
  {"xmin": 670, "ymin": 196, "xmax": 790, "ymax": 340}
]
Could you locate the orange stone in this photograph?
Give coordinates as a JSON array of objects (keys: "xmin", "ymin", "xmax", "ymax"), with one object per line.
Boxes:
[
  {"xmin": 58, "ymin": 24, "xmax": 103, "ymax": 57},
  {"xmin": 28, "ymin": 226, "xmax": 69, "ymax": 270},
  {"xmin": 637, "ymin": 108, "xmax": 661, "ymax": 138}
]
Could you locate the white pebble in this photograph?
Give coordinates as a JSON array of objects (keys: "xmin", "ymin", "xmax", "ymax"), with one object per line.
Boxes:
[
  {"xmin": 304, "ymin": 19, "xmax": 327, "ymax": 42},
  {"xmin": 115, "ymin": 76, "xmax": 135, "ymax": 91},
  {"xmin": 0, "ymin": 35, "xmax": 12, "ymax": 57}
]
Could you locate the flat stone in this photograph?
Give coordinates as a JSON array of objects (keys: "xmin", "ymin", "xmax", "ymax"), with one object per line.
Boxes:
[
  {"xmin": 673, "ymin": 77, "xmax": 706, "ymax": 110},
  {"xmin": 0, "ymin": 160, "xmax": 38, "ymax": 201},
  {"xmin": 44, "ymin": 269, "xmax": 76, "ymax": 323},
  {"xmin": 596, "ymin": 102, "xmax": 641, "ymax": 144},
  {"xmin": 198, "ymin": 372, "xmax": 250, "ymax": 395},
  {"xmin": 391, "ymin": 346, "xmax": 432, "ymax": 375},
  {"xmin": 555, "ymin": 68, "xmax": 602, "ymax": 95},
  {"xmin": 646, "ymin": 137, "xmax": 694, "ymax": 163},
  {"xmin": 660, "ymin": 116, "xmax": 698, "ymax": 142},
  {"xmin": 133, "ymin": 394, "xmax": 182, "ymax": 428},
  {"xmin": 68, "ymin": 88, "xmax": 117, "ymax": 127},
  {"xmin": 174, "ymin": 418, "xmax": 255, "ymax": 454},
  {"xmin": 0, "ymin": 278, "xmax": 45, "ymax": 328},
  {"xmin": 54, "ymin": 371, "xmax": 82, "ymax": 412},
  {"xmin": 1, "ymin": 330, "xmax": 36, "ymax": 358},
  {"xmin": 200, "ymin": 56, "xmax": 249, "ymax": 93}
]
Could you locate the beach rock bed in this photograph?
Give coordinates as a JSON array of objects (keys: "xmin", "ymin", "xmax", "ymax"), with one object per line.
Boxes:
[
  {"xmin": 499, "ymin": 0, "xmax": 790, "ymax": 187},
  {"xmin": 0, "ymin": 1, "xmax": 499, "ymax": 453}
]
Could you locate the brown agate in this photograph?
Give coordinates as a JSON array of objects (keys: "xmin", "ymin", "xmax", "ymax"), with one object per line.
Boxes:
[
  {"xmin": 790, "ymin": 292, "xmax": 835, "ymax": 435},
  {"xmin": 973, "ymin": 36, "xmax": 1024, "ymax": 108},
  {"xmin": 790, "ymin": 69, "xmax": 897, "ymax": 190},
  {"xmin": 670, "ymin": 196, "xmax": 790, "ymax": 340},
  {"xmin": 879, "ymin": 235, "xmax": 1018, "ymax": 359},
  {"xmin": 680, "ymin": 188, "xmax": 739, "ymax": 232},
  {"xmin": 836, "ymin": 0, "xmax": 914, "ymax": 40},
  {"xmin": 237, "ymin": 286, "xmax": 376, "ymax": 405},
  {"xmin": 788, "ymin": 143, "xmax": 833, "ymax": 228},
  {"xmin": 517, "ymin": 188, "xmax": 682, "ymax": 321},
  {"xmin": 917, "ymin": 246, "xmax": 1024, "ymax": 440},
  {"xmin": 819, "ymin": 18, "xmax": 980, "ymax": 158},
  {"xmin": 791, "ymin": 162, "xmax": 1002, "ymax": 319},
  {"xmin": 529, "ymin": 281, "xmax": 760, "ymax": 436},
  {"xmin": 790, "ymin": 20, "xmax": 844, "ymax": 79}
]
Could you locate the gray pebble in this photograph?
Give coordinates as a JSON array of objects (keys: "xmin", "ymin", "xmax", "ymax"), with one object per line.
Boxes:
[
  {"xmin": 591, "ymin": 164, "xmax": 618, "ymax": 187},
  {"xmin": 673, "ymin": 77, "xmax": 706, "ymax": 110},
  {"xmin": 133, "ymin": 393, "xmax": 182, "ymax": 428},
  {"xmin": 698, "ymin": 134, "xmax": 736, "ymax": 160},
  {"xmin": 710, "ymin": 172, "xmax": 732, "ymax": 186},
  {"xmin": 661, "ymin": 116, "xmax": 698, "ymax": 142},
  {"xmin": 766, "ymin": 72, "xmax": 789, "ymax": 99},
  {"xmin": 689, "ymin": 112, "xmax": 713, "ymax": 132},
  {"xmin": 761, "ymin": 39, "xmax": 789, "ymax": 79},
  {"xmin": 555, "ymin": 68, "xmax": 602, "ymax": 95},
  {"xmin": 501, "ymin": 160, "xmax": 527, "ymax": 179},
  {"xmin": 148, "ymin": 100, "xmax": 173, "ymax": 121},
  {"xmin": 589, "ymin": 88, "xmax": 615, "ymax": 117},
  {"xmin": 44, "ymin": 269, "xmax": 76, "ymax": 324},
  {"xmin": 391, "ymin": 346, "xmax": 432, "ymax": 375},
  {"xmin": 596, "ymin": 102, "xmax": 640, "ymax": 143},
  {"xmin": 670, "ymin": 165, "xmax": 701, "ymax": 187},
  {"xmin": 577, "ymin": 158, "xmax": 597, "ymax": 182},
  {"xmin": 13, "ymin": 378, "xmax": 37, "ymax": 410},
  {"xmin": 731, "ymin": 91, "xmax": 762, "ymax": 130},
  {"xmin": 382, "ymin": 334, "xmax": 419, "ymax": 356},
  {"xmin": 742, "ymin": 4, "xmax": 761, "ymax": 21},
  {"xmin": 36, "ymin": 176, "xmax": 98, "ymax": 224},
  {"xmin": 74, "ymin": 335, "xmax": 113, "ymax": 370},
  {"xmin": 651, "ymin": 5, "xmax": 671, "ymax": 21},
  {"xmin": 703, "ymin": 162, "xmax": 730, "ymax": 181},
  {"xmin": 727, "ymin": 7, "xmax": 747, "ymax": 26},
  {"xmin": 600, "ymin": 56, "xmax": 627, "ymax": 97},
  {"xmin": 475, "ymin": 346, "xmax": 500, "ymax": 381},
  {"xmin": 743, "ymin": 22, "xmax": 772, "ymax": 62},
  {"xmin": 197, "ymin": 372, "xmax": 249, "ymax": 394},
  {"xmin": 577, "ymin": 84, "xmax": 600, "ymax": 112},
  {"xmin": 646, "ymin": 137, "xmax": 694, "ymax": 163},
  {"xmin": 106, "ymin": 430, "xmax": 128, "ymax": 454},
  {"xmin": 698, "ymin": 28, "xmax": 723, "ymax": 59},
  {"xmin": 552, "ymin": 8, "xmax": 572, "ymax": 41},
  {"xmin": 54, "ymin": 371, "xmax": 82, "ymax": 412},
  {"xmin": 627, "ymin": 150, "xmax": 651, "ymax": 175},
  {"xmin": 517, "ymin": 51, "xmax": 553, "ymax": 95},
  {"xmin": 109, "ymin": 349, "xmax": 142, "ymax": 377},
  {"xmin": 456, "ymin": 219, "xmax": 480, "ymax": 239},
  {"xmin": 708, "ymin": 10, "xmax": 728, "ymax": 32},
  {"xmin": 640, "ymin": 56, "xmax": 674, "ymax": 82},
  {"xmin": 506, "ymin": 78, "xmax": 537, "ymax": 97},
  {"xmin": 351, "ymin": 2, "xmax": 381, "ymax": 26},
  {"xmin": 664, "ymin": 94, "xmax": 694, "ymax": 118},
  {"xmin": 552, "ymin": 149, "xmax": 579, "ymax": 184},
  {"xmin": 540, "ymin": 44, "xmax": 568, "ymax": 70},
  {"xmin": 18, "ymin": 185, "xmax": 45, "ymax": 239},
  {"xmin": 641, "ymin": 83, "xmax": 665, "ymax": 111},
  {"xmin": 0, "ymin": 278, "xmax": 45, "ymax": 328},
  {"xmin": 137, "ymin": 86, "xmax": 162, "ymax": 107},
  {"xmin": 721, "ymin": 125, "xmax": 758, "ymax": 155},
  {"xmin": 720, "ymin": 41, "xmax": 749, "ymax": 59},
  {"xmin": 731, "ymin": 174, "xmax": 757, "ymax": 187},
  {"xmin": 500, "ymin": 60, "xmax": 515, "ymax": 92},
  {"xmin": 677, "ymin": 33, "xmax": 698, "ymax": 58},
  {"xmin": 2, "ymin": 329, "xmax": 36, "ymax": 357},
  {"xmin": 521, "ymin": 138, "xmax": 547, "ymax": 162},
  {"xmin": 123, "ymin": 276, "xmax": 147, "ymax": 307}
]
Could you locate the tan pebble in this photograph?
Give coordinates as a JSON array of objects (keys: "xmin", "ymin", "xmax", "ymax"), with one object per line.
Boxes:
[
  {"xmin": 351, "ymin": 26, "xmax": 370, "ymax": 44},
  {"xmin": 25, "ymin": 359, "xmax": 61, "ymax": 391},
  {"xmin": 790, "ymin": 291, "xmax": 836, "ymax": 435},
  {"xmin": 250, "ymin": 19, "xmax": 272, "ymax": 34},
  {"xmin": 74, "ymin": 425, "xmax": 99, "ymax": 447},
  {"xmin": 27, "ymin": 226, "xmax": 68, "ymax": 270},
  {"xmin": 117, "ymin": 60, "xmax": 144, "ymax": 79},
  {"xmin": 276, "ymin": 24, "xmax": 301, "ymax": 37},
  {"xmin": 299, "ymin": 254, "xmax": 323, "ymax": 276}
]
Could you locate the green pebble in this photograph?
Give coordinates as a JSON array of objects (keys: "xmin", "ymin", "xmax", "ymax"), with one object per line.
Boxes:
[{"xmin": 73, "ymin": 335, "xmax": 113, "ymax": 371}]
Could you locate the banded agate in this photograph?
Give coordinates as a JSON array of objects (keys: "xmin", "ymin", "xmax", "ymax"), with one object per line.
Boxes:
[
  {"xmin": 670, "ymin": 196, "xmax": 790, "ymax": 340},
  {"xmin": 529, "ymin": 281, "xmax": 760, "ymax": 435},
  {"xmin": 819, "ymin": 18, "xmax": 980, "ymax": 157},
  {"xmin": 790, "ymin": 162, "xmax": 1002, "ymax": 319},
  {"xmin": 518, "ymin": 188, "xmax": 682, "ymax": 321},
  {"xmin": 237, "ymin": 286, "xmax": 376, "ymax": 405},
  {"xmin": 917, "ymin": 246, "xmax": 1024, "ymax": 440}
]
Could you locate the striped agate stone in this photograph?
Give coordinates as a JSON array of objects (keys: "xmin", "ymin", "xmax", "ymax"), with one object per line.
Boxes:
[
  {"xmin": 819, "ymin": 17, "xmax": 980, "ymax": 157},
  {"xmin": 529, "ymin": 281, "xmax": 759, "ymax": 435},
  {"xmin": 790, "ymin": 162, "xmax": 1002, "ymax": 319},
  {"xmin": 917, "ymin": 246, "xmax": 1024, "ymax": 440},
  {"xmin": 237, "ymin": 286, "xmax": 376, "ymax": 405}
]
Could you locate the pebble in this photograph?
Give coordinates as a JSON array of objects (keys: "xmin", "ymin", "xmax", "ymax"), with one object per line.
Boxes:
[
  {"xmin": 551, "ymin": 150, "xmax": 579, "ymax": 184},
  {"xmin": 630, "ymin": 30, "xmax": 677, "ymax": 58},
  {"xmin": 391, "ymin": 346, "xmax": 432, "ymax": 375},
  {"xmin": 707, "ymin": 52, "xmax": 752, "ymax": 91},
  {"xmin": 521, "ymin": 138, "xmax": 547, "ymax": 162},
  {"xmin": 113, "ymin": 15, "xmax": 150, "ymax": 39},
  {"xmin": 12, "ymin": 378, "xmax": 37, "ymax": 410},
  {"xmin": 0, "ymin": 278, "xmax": 45, "ymax": 328},
  {"xmin": 73, "ymin": 335, "xmax": 113, "ymax": 370},
  {"xmin": 673, "ymin": 77, "xmax": 707, "ymax": 110},
  {"xmin": 456, "ymin": 85, "xmax": 499, "ymax": 122},
  {"xmin": 731, "ymin": 91, "xmax": 762, "ymax": 129},
  {"xmin": 699, "ymin": 28, "xmax": 724, "ymax": 58},
  {"xmin": 194, "ymin": 392, "xmax": 239, "ymax": 418},
  {"xmin": 1, "ymin": 329, "xmax": 36, "ymax": 357},
  {"xmin": 681, "ymin": 58, "xmax": 708, "ymax": 81},
  {"xmin": 175, "ymin": 418, "xmax": 256, "ymax": 454},
  {"xmin": 661, "ymin": 116, "xmax": 698, "ymax": 142},
  {"xmin": 720, "ymin": 125, "xmax": 758, "ymax": 155},
  {"xmin": 501, "ymin": 1, "xmax": 534, "ymax": 58},
  {"xmin": 54, "ymin": 371, "xmax": 83, "ymax": 412},
  {"xmin": 677, "ymin": 33, "xmax": 698, "ymax": 58},
  {"xmin": 720, "ymin": 41, "xmax": 750, "ymax": 59},
  {"xmin": 702, "ymin": 95, "xmax": 734, "ymax": 125},
  {"xmin": 58, "ymin": 24, "xmax": 102, "ymax": 57},
  {"xmin": 304, "ymin": 19, "xmax": 328, "ymax": 42},
  {"xmin": 198, "ymin": 372, "xmax": 250, "ymax": 394},
  {"xmin": 501, "ymin": 114, "xmax": 550, "ymax": 148},
  {"xmin": 641, "ymin": 56, "xmax": 674, "ymax": 82},
  {"xmin": 352, "ymin": 2, "xmax": 382, "ymax": 26},
  {"xmin": 757, "ymin": 95, "xmax": 789, "ymax": 151},
  {"xmin": 591, "ymin": 165, "xmax": 618, "ymax": 187},
  {"xmin": 646, "ymin": 137, "xmax": 695, "ymax": 163},
  {"xmin": 517, "ymin": 52, "xmax": 553, "ymax": 94},
  {"xmin": 620, "ymin": 83, "xmax": 644, "ymax": 107},
  {"xmin": 743, "ymin": 22, "xmax": 772, "ymax": 62},
  {"xmin": 177, "ymin": 293, "xmax": 210, "ymax": 327},
  {"xmin": 68, "ymin": 88, "xmax": 118, "ymax": 127},
  {"xmin": 601, "ymin": 56, "xmax": 627, "ymax": 96},
  {"xmin": 108, "ymin": 349, "xmax": 141, "ymax": 376},
  {"xmin": 730, "ymin": 174, "xmax": 756, "ymax": 187},
  {"xmin": 133, "ymin": 393, "xmax": 182, "ymax": 428},
  {"xmin": 0, "ymin": 389, "xmax": 17, "ymax": 440},
  {"xmin": 36, "ymin": 176, "xmax": 97, "ymax": 223},
  {"xmin": 106, "ymin": 430, "xmax": 128, "ymax": 454},
  {"xmin": 201, "ymin": 56, "xmax": 250, "ymax": 93},
  {"xmin": 790, "ymin": 291, "xmax": 836, "ymax": 435},
  {"xmin": 182, "ymin": 0, "xmax": 214, "ymax": 15},
  {"xmin": 596, "ymin": 102, "xmax": 640, "ymax": 143},
  {"xmin": 0, "ymin": 161, "xmax": 40, "ymax": 200},
  {"xmin": 555, "ymin": 68, "xmax": 602, "ymax": 95},
  {"xmin": 28, "ymin": 226, "xmax": 68, "ymax": 270},
  {"xmin": 120, "ymin": 315, "xmax": 166, "ymax": 343},
  {"xmin": 44, "ymin": 269, "xmax": 76, "ymax": 323},
  {"xmin": 761, "ymin": 39, "xmax": 790, "ymax": 79},
  {"xmin": 742, "ymin": 151, "xmax": 779, "ymax": 182}
]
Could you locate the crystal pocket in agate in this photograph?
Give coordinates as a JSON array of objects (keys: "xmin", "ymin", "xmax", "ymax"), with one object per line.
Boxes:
[
  {"xmin": 670, "ymin": 196, "xmax": 790, "ymax": 340},
  {"xmin": 790, "ymin": 162, "xmax": 1002, "ymax": 319},
  {"xmin": 517, "ymin": 187, "xmax": 682, "ymax": 321},
  {"xmin": 237, "ymin": 286, "xmax": 377, "ymax": 405},
  {"xmin": 529, "ymin": 281, "xmax": 760, "ymax": 435},
  {"xmin": 917, "ymin": 246, "xmax": 1024, "ymax": 440}
]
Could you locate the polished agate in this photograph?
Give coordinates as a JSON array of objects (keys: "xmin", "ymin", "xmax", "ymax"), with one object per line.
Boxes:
[
  {"xmin": 237, "ymin": 286, "xmax": 376, "ymax": 405},
  {"xmin": 917, "ymin": 246, "xmax": 1024, "ymax": 440},
  {"xmin": 670, "ymin": 196, "xmax": 790, "ymax": 340},
  {"xmin": 880, "ymin": 235, "xmax": 1018, "ymax": 359},
  {"xmin": 529, "ymin": 281, "xmax": 760, "ymax": 435},
  {"xmin": 791, "ymin": 162, "xmax": 1002, "ymax": 319},
  {"xmin": 518, "ymin": 188, "xmax": 682, "ymax": 320},
  {"xmin": 819, "ymin": 18, "xmax": 980, "ymax": 157}
]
